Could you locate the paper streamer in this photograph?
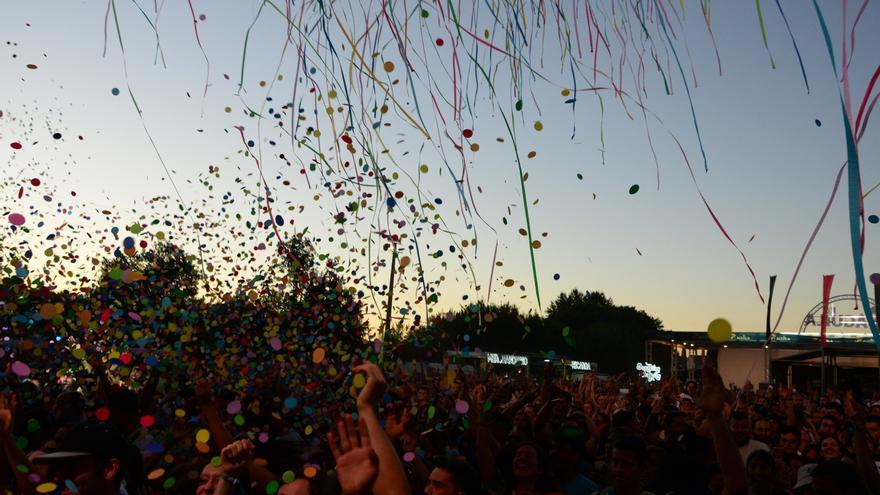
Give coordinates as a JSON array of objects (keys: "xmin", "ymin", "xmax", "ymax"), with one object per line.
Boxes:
[
  {"xmin": 812, "ymin": 0, "xmax": 880, "ymax": 350},
  {"xmin": 820, "ymin": 274, "xmax": 834, "ymax": 348}
]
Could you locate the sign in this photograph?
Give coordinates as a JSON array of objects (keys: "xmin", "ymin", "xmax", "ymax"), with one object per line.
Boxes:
[
  {"xmin": 637, "ymin": 362, "xmax": 662, "ymax": 382},
  {"xmin": 486, "ymin": 353, "xmax": 528, "ymax": 366},
  {"xmin": 799, "ymin": 295, "xmax": 877, "ymax": 336},
  {"xmin": 568, "ymin": 360, "xmax": 592, "ymax": 371}
]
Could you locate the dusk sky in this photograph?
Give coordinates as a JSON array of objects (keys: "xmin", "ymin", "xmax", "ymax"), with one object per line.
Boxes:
[{"xmin": 2, "ymin": 1, "xmax": 879, "ymax": 335}]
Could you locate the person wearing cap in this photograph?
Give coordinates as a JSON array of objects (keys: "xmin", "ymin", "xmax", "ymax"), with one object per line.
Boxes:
[{"xmin": 34, "ymin": 420, "xmax": 131, "ymax": 495}]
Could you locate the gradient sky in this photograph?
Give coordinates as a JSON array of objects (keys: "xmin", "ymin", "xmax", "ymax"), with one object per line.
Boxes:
[{"xmin": 2, "ymin": 1, "xmax": 879, "ymax": 335}]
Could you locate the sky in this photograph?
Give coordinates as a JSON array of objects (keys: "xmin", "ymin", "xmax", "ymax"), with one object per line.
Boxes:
[{"xmin": 2, "ymin": 1, "xmax": 879, "ymax": 336}]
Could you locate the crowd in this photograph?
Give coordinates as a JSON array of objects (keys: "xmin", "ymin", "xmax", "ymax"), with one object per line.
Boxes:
[{"xmin": 3, "ymin": 351, "xmax": 880, "ymax": 495}]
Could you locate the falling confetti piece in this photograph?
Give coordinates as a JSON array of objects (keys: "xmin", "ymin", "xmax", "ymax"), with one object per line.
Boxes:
[
  {"xmin": 869, "ymin": 215, "xmax": 879, "ymax": 224},
  {"xmin": 10, "ymin": 142, "xmax": 22, "ymax": 150},
  {"xmin": 111, "ymin": 87, "xmax": 120, "ymax": 96},
  {"xmin": 36, "ymin": 483, "xmax": 57, "ymax": 494},
  {"xmin": 629, "ymin": 184, "xmax": 640, "ymax": 194},
  {"xmin": 195, "ymin": 429, "xmax": 210, "ymax": 443},
  {"xmin": 11, "ymin": 361, "xmax": 30, "ymax": 377},
  {"xmin": 312, "ymin": 347, "xmax": 326, "ymax": 363},
  {"xmin": 8, "ymin": 213, "xmax": 25, "ymax": 226}
]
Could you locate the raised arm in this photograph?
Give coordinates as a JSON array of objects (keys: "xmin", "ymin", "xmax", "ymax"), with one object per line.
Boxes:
[
  {"xmin": 699, "ymin": 364, "xmax": 747, "ymax": 495},
  {"xmin": 353, "ymin": 362, "xmax": 411, "ymax": 495}
]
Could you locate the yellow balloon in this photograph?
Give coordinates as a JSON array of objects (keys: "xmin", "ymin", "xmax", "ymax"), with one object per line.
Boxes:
[{"xmin": 707, "ymin": 318, "xmax": 733, "ymax": 342}]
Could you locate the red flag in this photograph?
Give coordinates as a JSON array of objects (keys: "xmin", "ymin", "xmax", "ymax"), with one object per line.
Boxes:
[{"xmin": 821, "ymin": 275, "xmax": 835, "ymax": 348}]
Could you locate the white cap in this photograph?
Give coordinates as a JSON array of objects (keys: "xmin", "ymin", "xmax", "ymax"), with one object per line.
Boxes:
[{"xmin": 793, "ymin": 463, "xmax": 817, "ymax": 490}]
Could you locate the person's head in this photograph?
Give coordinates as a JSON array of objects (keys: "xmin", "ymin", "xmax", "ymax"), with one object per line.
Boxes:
[
  {"xmin": 664, "ymin": 411, "xmax": 689, "ymax": 441},
  {"xmin": 864, "ymin": 415, "xmax": 880, "ymax": 446},
  {"xmin": 819, "ymin": 436, "xmax": 843, "ymax": 462},
  {"xmin": 818, "ymin": 415, "xmax": 840, "ymax": 437},
  {"xmin": 730, "ymin": 411, "xmax": 751, "ymax": 446},
  {"xmin": 34, "ymin": 420, "xmax": 129, "ymax": 495},
  {"xmin": 810, "ymin": 460, "xmax": 866, "ymax": 495},
  {"xmin": 425, "ymin": 457, "xmax": 481, "ymax": 495},
  {"xmin": 511, "ymin": 443, "xmax": 543, "ymax": 480},
  {"xmin": 753, "ymin": 417, "xmax": 773, "ymax": 444},
  {"xmin": 549, "ymin": 431, "xmax": 586, "ymax": 475},
  {"xmin": 746, "ymin": 449, "xmax": 776, "ymax": 487},
  {"xmin": 196, "ymin": 464, "xmax": 223, "ymax": 495},
  {"xmin": 685, "ymin": 380, "xmax": 698, "ymax": 396},
  {"xmin": 610, "ymin": 436, "xmax": 647, "ymax": 490},
  {"xmin": 822, "ymin": 401, "xmax": 844, "ymax": 422},
  {"xmin": 779, "ymin": 426, "xmax": 801, "ymax": 456},
  {"xmin": 417, "ymin": 387, "xmax": 430, "ymax": 403}
]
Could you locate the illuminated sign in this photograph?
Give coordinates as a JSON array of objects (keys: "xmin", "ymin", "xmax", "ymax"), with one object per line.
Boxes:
[
  {"xmin": 799, "ymin": 295, "xmax": 877, "ymax": 337},
  {"xmin": 569, "ymin": 361, "xmax": 592, "ymax": 371},
  {"xmin": 486, "ymin": 353, "xmax": 528, "ymax": 366},
  {"xmin": 637, "ymin": 362, "xmax": 662, "ymax": 382}
]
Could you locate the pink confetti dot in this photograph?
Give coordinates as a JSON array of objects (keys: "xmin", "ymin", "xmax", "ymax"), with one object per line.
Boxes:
[
  {"xmin": 455, "ymin": 400, "xmax": 469, "ymax": 414},
  {"xmin": 8, "ymin": 213, "xmax": 25, "ymax": 226},
  {"xmin": 11, "ymin": 361, "xmax": 30, "ymax": 377},
  {"xmin": 269, "ymin": 337, "xmax": 282, "ymax": 351},
  {"xmin": 402, "ymin": 452, "xmax": 415, "ymax": 462},
  {"xmin": 227, "ymin": 400, "xmax": 242, "ymax": 415}
]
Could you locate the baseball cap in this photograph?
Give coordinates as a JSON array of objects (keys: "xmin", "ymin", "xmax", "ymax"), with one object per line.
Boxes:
[
  {"xmin": 34, "ymin": 420, "xmax": 130, "ymax": 463},
  {"xmin": 793, "ymin": 463, "xmax": 817, "ymax": 490}
]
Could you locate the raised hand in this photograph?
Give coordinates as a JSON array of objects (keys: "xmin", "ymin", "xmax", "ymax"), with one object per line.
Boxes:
[
  {"xmin": 328, "ymin": 415, "xmax": 379, "ymax": 495},
  {"xmin": 352, "ymin": 362, "xmax": 387, "ymax": 411},
  {"xmin": 219, "ymin": 439, "xmax": 255, "ymax": 474},
  {"xmin": 698, "ymin": 362, "xmax": 728, "ymax": 419}
]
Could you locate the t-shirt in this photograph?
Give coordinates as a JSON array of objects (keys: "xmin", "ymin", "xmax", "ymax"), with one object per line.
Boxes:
[
  {"xmin": 562, "ymin": 474, "xmax": 599, "ymax": 495},
  {"xmin": 739, "ymin": 439, "xmax": 770, "ymax": 463}
]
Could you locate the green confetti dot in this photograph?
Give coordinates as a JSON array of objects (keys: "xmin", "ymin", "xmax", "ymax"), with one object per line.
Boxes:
[
  {"xmin": 111, "ymin": 87, "xmax": 120, "ymax": 96},
  {"xmin": 266, "ymin": 480, "xmax": 280, "ymax": 494},
  {"xmin": 234, "ymin": 414, "xmax": 245, "ymax": 426},
  {"xmin": 15, "ymin": 464, "xmax": 29, "ymax": 473},
  {"xmin": 427, "ymin": 406, "xmax": 436, "ymax": 419},
  {"xmin": 577, "ymin": 173, "xmax": 583, "ymax": 180},
  {"xmin": 163, "ymin": 477, "xmax": 176, "ymax": 489},
  {"xmin": 515, "ymin": 100, "xmax": 523, "ymax": 111},
  {"xmin": 628, "ymin": 184, "xmax": 640, "ymax": 195},
  {"xmin": 282, "ymin": 471, "xmax": 296, "ymax": 483},
  {"xmin": 421, "ymin": 9, "xmax": 429, "ymax": 18},
  {"xmin": 15, "ymin": 436, "xmax": 28, "ymax": 450},
  {"xmin": 562, "ymin": 326, "xmax": 570, "ymax": 336},
  {"xmin": 211, "ymin": 456, "xmax": 222, "ymax": 467},
  {"xmin": 483, "ymin": 400, "xmax": 493, "ymax": 412}
]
